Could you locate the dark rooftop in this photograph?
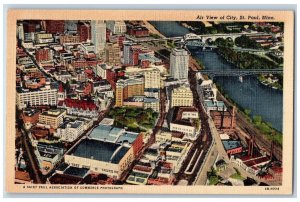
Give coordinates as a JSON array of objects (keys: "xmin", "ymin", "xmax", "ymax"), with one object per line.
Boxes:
[
  {"xmin": 63, "ymin": 166, "xmax": 89, "ymax": 178},
  {"xmin": 69, "ymin": 139, "xmax": 129, "ymax": 164}
]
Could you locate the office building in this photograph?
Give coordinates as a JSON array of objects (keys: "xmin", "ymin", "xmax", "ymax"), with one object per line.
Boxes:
[
  {"xmin": 144, "ymin": 68, "xmax": 161, "ymax": 89},
  {"xmin": 170, "ymin": 48, "xmax": 189, "ymax": 80},
  {"xmin": 39, "ymin": 109, "xmax": 66, "ymax": 129},
  {"xmin": 171, "ymin": 85, "xmax": 193, "ymax": 107},
  {"xmin": 115, "ymin": 77, "xmax": 144, "ymax": 107},
  {"xmin": 77, "ymin": 22, "xmax": 91, "ymax": 42},
  {"xmin": 105, "ymin": 42, "xmax": 121, "ymax": 66},
  {"xmin": 45, "ymin": 20, "xmax": 65, "ymax": 34},
  {"xmin": 16, "ymin": 87, "xmax": 58, "ymax": 109},
  {"xmin": 91, "ymin": 20, "xmax": 106, "ymax": 54},
  {"xmin": 106, "ymin": 21, "xmax": 127, "ymax": 34},
  {"xmin": 55, "ymin": 120, "xmax": 85, "ymax": 142}
]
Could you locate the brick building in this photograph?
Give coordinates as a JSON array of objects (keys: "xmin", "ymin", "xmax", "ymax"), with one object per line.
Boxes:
[
  {"xmin": 45, "ymin": 20, "xmax": 65, "ymax": 34},
  {"xmin": 127, "ymin": 25, "xmax": 149, "ymax": 37},
  {"xmin": 35, "ymin": 48, "xmax": 52, "ymax": 62},
  {"xmin": 210, "ymin": 106, "xmax": 236, "ymax": 130},
  {"xmin": 77, "ymin": 22, "xmax": 91, "ymax": 42}
]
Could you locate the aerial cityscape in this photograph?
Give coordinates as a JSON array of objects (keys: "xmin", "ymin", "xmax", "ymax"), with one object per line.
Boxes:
[{"xmin": 15, "ymin": 20, "xmax": 284, "ymax": 186}]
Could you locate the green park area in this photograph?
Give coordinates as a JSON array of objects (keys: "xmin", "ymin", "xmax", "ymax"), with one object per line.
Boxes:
[
  {"xmin": 243, "ymin": 110, "xmax": 283, "ymax": 145},
  {"xmin": 108, "ymin": 106, "xmax": 159, "ymax": 132}
]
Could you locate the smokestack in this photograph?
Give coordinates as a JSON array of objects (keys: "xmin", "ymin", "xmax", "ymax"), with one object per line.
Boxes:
[
  {"xmin": 247, "ymin": 136, "xmax": 254, "ymax": 157},
  {"xmin": 247, "ymin": 138, "xmax": 252, "ymax": 156},
  {"xmin": 270, "ymin": 140, "xmax": 274, "ymax": 160},
  {"xmin": 231, "ymin": 106, "xmax": 236, "ymax": 129}
]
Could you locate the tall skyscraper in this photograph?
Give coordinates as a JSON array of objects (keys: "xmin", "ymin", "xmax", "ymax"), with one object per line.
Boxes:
[
  {"xmin": 123, "ymin": 41, "xmax": 134, "ymax": 65},
  {"xmin": 91, "ymin": 20, "xmax": 106, "ymax": 54},
  {"xmin": 170, "ymin": 48, "xmax": 189, "ymax": 80}
]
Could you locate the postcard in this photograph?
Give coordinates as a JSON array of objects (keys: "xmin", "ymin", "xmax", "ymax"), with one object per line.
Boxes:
[{"xmin": 5, "ymin": 9, "xmax": 294, "ymax": 194}]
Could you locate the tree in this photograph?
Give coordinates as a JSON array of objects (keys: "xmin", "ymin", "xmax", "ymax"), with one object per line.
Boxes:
[
  {"xmin": 244, "ymin": 109, "xmax": 251, "ymax": 116},
  {"xmin": 253, "ymin": 115, "xmax": 262, "ymax": 124},
  {"xmin": 235, "ymin": 35, "xmax": 261, "ymax": 49}
]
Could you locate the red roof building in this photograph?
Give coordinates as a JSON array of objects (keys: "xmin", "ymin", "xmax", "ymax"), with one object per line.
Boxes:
[{"xmin": 64, "ymin": 98, "xmax": 98, "ymax": 111}]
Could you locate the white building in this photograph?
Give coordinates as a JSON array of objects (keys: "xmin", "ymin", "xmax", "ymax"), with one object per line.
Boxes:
[
  {"xmin": 170, "ymin": 48, "xmax": 189, "ymax": 80},
  {"xmin": 55, "ymin": 120, "xmax": 84, "ymax": 142},
  {"xmin": 144, "ymin": 68, "xmax": 161, "ymax": 89},
  {"xmin": 106, "ymin": 21, "xmax": 127, "ymax": 34},
  {"xmin": 17, "ymin": 22, "xmax": 24, "ymax": 41},
  {"xmin": 16, "ymin": 86, "xmax": 58, "ymax": 109},
  {"xmin": 80, "ymin": 43, "xmax": 95, "ymax": 54},
  {"xmin": 94, "ymin": 64, "xmax": 109, "ymax": 79},
  {"xmin": 171, "ymin": 85, "xmax": 193, "ymax": 107},
  {"xmin": 169, "ymin": 122, "xmax": 196, "ymax": 138},
  {"xmin": 91, "ymin": 20, "xmax": 106, "ymax": 54}
]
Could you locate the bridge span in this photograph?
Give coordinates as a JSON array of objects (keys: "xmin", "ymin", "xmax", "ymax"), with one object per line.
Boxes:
[{"xmin": 198, "ymin": 69, "xmax": 283, "ymax": 77}]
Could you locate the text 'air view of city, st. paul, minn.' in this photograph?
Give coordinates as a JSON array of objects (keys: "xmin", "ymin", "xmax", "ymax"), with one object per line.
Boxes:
[{"xmin": 15, "ymin": 19, "xmax": 285, "ymax": 188}]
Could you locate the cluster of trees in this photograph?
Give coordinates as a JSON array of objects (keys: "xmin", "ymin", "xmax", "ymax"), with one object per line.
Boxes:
[
  {"xmin": 266, "ymin": 52, "xmax": 284, "ymax": 64},
  {"xmin": 252, "ymin": 115, "xmax": 283, "ymax": 145},
  {"xmin": 235, "ymin": 35, "xmax": 261, "ymax": 49},
  {"xmin": 243, "ymin": 109, "xmax": 282, "ymax": 145},
  {"xmin": 181, "ymin": 21, "xmax": 253, "ymax": 35},
  {"xmin": 217, "ymin": 47, "xmax": 278, "ymax": 69},
  {"xmin": 207, "ymin": 167, "xmax": 222, "ymax": 185},
  {"xmin": 108, "ymin": 107, "xmax": 158, "ymax": 132},
  {"xmin": 214, "ymin": 38, "xmax": 234, "ymax": 47}
]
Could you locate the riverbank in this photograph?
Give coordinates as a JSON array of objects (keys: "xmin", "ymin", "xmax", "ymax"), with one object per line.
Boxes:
[
  {"xmin": 215, "ymin": 82, "xmax": 282, "ymax": 146},
  {"xmin": 143, "ymin": 21, "xmax": 166, "ymax": 38}
]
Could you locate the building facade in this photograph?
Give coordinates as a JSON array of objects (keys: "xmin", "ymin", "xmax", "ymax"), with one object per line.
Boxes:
[
  {"xmin": 77, "ymin": 22, "xmax": 91, "ymax": 42},
  {"xmin": 115, "ymin": 77, "xmax": 144, "ymax": 107},
  {"xmin": 144, "ymin": 68, "xmax": 161, "ymax": 89},
  {"xmin": 105, "ymin": 42, "xmax": 121, "ymax": 66},
  {"xmin": 39, "ymin": 109, "xmax": 66, "ymax": 129},
  {"xmin": 55, "ymin": 120, "xmax": 84, "ymax": 142},
  {"xmin": 170, "ymin": 48, "xmax": 189, "ymax": 80},
  {"xmin": 16, "ymin": 88, "xmax": 58, "ymax": 109},
  {"xmin": 106, "ymin": 21, "xmax": 127, "ymax": 34},
  {"xmin": 171, "ymin": 86, "xmax": 193, "ymax": 107},
  {"xmin": 91, "ymin": 20, "xmax": 106, "ymax": 54}
]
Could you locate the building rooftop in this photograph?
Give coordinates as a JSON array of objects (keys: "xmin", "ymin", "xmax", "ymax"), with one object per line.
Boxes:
[
  {"xmin": 40, "ymin": 109, "xmax": 66, "ymax": 117},
  {"xmin": 116, "ymin": 131, "xmax": 139, "ymax": 144},
  {"xmin": 69, "ymin": 139, "xmax": 129, "ymax": 164},
  {"xmin": 204, "ymin": 100, "xmax": 226, "ymax": 108},
  {"xmin": 63, "ymin": 166, "xmax": 89, "ymax": 178},
  {"xmin": 89, "ymin": 125, "xmax": 124, "ymax": 143},
  {"xmin": 222, "ymin": 140, "xmax": 242, "ymax": 151}
]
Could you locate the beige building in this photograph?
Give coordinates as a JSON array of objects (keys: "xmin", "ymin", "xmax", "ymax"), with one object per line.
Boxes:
[
  {"xmin": 106, "ymin": 21, "xmax": 127, "ymax": 34},
  {"xmin": 171, "ymin": 85, "xmax": 193, "ymax": 107},
  {"xmin": 105, "ymin": 42, "xmax": 121, "ymax": 66},
  {"xmin": 115, "ymin": 77, "xmax": 144, "ymax": 107},
  {"xmin": 39, "ymin": 109, "xmax": 66, "ymax": 129},
  {"xmin": 144, "ymin": 68, "xmax": 161, "ymax": 89},
  {"xmin": 64, "ymin": 139, "xmax": 134, "ymax": 179},
  {"xmin": 59, "ymin": 34, "xmax": 80, "ymax": 44}
]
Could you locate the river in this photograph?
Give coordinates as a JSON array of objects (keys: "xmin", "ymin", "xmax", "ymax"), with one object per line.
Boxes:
[{"xmin": 150, "ymin": 21, "xmax": 283, "ymax": 132}]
